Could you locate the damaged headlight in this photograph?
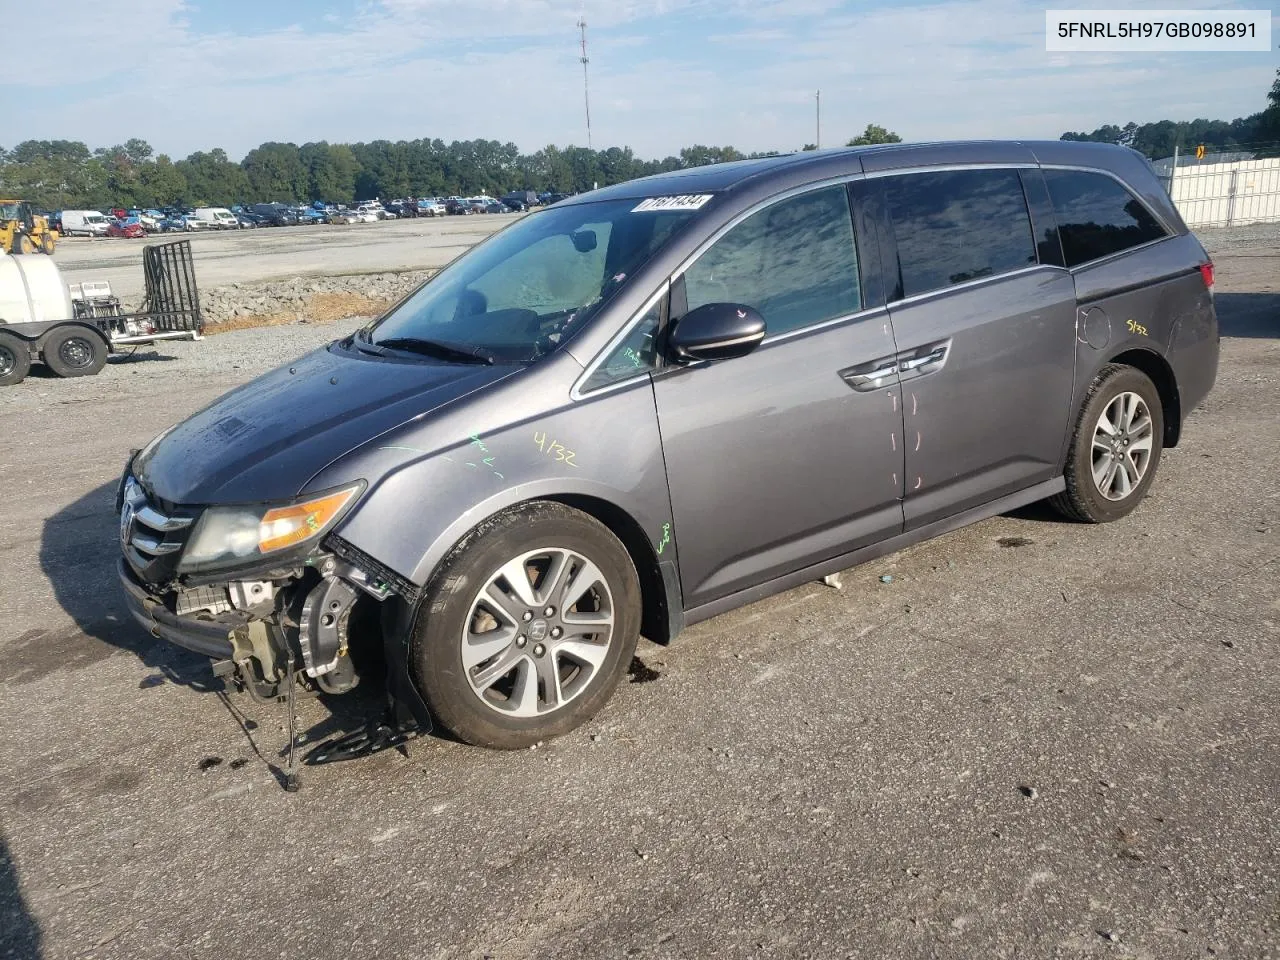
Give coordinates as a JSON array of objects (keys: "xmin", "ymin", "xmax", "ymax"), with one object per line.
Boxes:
[{"xmin": 179, "ymin": 482, "xmax": 364, "ymax": 571}]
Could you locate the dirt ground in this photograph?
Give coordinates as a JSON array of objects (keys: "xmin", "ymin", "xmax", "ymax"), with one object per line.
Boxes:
[{"xmin": 0, "ymin": 224, "xmax": 1276, "ymax": 960}]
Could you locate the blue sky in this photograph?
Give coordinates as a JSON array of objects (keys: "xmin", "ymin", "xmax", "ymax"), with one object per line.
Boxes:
[{"xmin": 6, "ymin": 0, "xmax": 1277, "ymax": 160}]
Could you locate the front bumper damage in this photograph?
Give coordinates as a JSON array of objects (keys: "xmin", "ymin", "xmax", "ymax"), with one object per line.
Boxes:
[
  {"xmin": 117, "ymin": 468, "xmax": 433, "ymax": 763},
  {"xmin": 120, "ymin": 540, "xmax": 432, "ymax": 754}
]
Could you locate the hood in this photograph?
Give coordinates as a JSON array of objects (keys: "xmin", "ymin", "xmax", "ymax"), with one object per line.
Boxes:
[{"xmin": 133, "ymin": 342, "xmax": 513, "ymax": 505}]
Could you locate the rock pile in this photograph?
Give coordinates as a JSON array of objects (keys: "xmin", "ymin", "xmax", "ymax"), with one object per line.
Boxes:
[{"xmin": 195, "ymin": 270, "xmax": 435, "ymax": 329}]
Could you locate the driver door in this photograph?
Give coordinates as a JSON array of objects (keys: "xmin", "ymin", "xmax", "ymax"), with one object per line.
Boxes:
[{"xmin": 652, "ymin": 184, "xmax": 905, "ymax": 608}]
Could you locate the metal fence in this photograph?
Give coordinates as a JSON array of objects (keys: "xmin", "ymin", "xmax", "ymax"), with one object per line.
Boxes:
[{"xmin": 1162, "ymin": 157, "xmax": 1280, "ymax": 228}]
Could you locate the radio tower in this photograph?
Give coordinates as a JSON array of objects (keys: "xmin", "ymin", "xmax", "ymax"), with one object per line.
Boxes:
[{"xmin": 578, "ymin": 18, "xmax": 593, "ymax": 149}]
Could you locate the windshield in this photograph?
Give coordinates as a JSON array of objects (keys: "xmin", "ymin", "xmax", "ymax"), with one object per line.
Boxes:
[
  {"xmin": 366, "ymin": 198, "xmax": 698, "ymax": 363},
  {"xmin": 0, "ymin": 203, "xmax": 20, "ymax": 219}
]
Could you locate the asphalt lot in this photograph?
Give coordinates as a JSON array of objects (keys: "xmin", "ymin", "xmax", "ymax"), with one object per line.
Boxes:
[
  {"xmin": 53, "ymin": 215, "xmax": 513, "ymax": 302},
  {"xmin": 1, "ymin": 227, "xmax": 1277, "ymax": 960}
]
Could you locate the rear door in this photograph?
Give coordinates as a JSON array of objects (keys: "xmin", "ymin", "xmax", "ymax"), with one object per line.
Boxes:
[
  {"xmin": 874, "ymin": 167, "xmax": 1078, "ymax": 529},
  {"xmin": 649, "ymin": 183, "xmax": 905, "ymax": 607}
]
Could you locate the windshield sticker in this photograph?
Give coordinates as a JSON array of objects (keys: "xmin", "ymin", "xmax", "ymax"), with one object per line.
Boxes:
[{"xmin": 631, "ymin": 194, "xmax": 713, "ymax": 213}]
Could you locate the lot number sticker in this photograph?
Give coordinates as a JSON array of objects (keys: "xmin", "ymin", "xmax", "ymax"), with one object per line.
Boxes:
[{"xmin": 632, "ymin": 194, "xmax": 714, "ymax": 212}]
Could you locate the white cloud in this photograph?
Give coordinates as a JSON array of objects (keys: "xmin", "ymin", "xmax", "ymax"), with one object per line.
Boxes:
[{"xmin": 6, "ymin": 0, "xmax": 1275, "ymax": 159}]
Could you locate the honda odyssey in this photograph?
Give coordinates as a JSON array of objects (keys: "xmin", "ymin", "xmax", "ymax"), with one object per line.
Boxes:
[{"xmin": 119, "ymin": 140, "xmax": 1218, "ymax": 752}]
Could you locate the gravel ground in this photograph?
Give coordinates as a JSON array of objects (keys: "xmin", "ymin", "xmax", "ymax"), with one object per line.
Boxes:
[
  {"xmin": 52, "ymin": 216, "xmax": 512, "ymax": 302},
  {"xmin": 0, "ymin": 230, "xmax": 1277, "ymax": 960}
]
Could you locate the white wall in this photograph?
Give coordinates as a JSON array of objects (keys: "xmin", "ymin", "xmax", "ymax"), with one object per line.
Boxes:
[{"xmin": 1170, "ymin": 157, "xmax": 1280, "ymax": 228}]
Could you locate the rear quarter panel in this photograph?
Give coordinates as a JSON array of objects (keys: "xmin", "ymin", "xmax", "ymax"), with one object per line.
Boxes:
[{"xmin": 1067, "ymin": 233, "xmax": 1216, "ymax": 451}]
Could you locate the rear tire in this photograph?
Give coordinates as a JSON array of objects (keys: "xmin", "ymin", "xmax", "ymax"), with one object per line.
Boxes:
[
  {"xmin": 15, "ymin": 234, "xmax": 35, "ymax": 255},
  {"xmin": 0, "ymin": 332, "xmax": 31, "ymax": 385},
  {"xmin": 1050, "ymin": 363, "xmax": 1164, "ymax": 523},
  {"xmin": 40, "ymin": 234, "xmax": 55, "ymax": 255},
  {"xmin": 411, "ymin": 501, "xmax": 642, "ymax": 749},
  {"xmin": 42, "ymin": 328, "xmax": 108, "ymax": 378}
]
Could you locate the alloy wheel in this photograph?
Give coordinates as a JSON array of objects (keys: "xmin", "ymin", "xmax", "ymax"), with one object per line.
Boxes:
[
  {"xmin": 461, "ymin": 547, "xmax": 615, "ymax": 717},
  {"xmin": 1091, "ymin": 391, "xmax": 1154, "ymax": 501}
]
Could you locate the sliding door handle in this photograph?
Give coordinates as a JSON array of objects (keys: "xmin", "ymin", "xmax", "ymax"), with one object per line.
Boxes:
[{"xmin": 897, "ymin": 342, "xmax": 950, "ymax": 380}]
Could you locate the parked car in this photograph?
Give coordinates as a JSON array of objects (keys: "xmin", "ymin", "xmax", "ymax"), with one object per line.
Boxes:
[
  {"xmin": 235, "ymin": 212, "xmax": 263, "ymax": 228},
  {"xmin": 61, "ymin": 210, "xmax": 112, "ymax": 237},
  {"xmin": 538, "ymin": 192, "xmax": 570, "ymax": 206},
  {"xmin": 117, "ymin": 141, "xmax": 1219, "ymax": 755},
  {"xmin": 386, "ymin": 200, "xmax": 416, "ymax": 218},
  {"xmin": 127, "ymin": 209, "xmax": 161, "ymax": 232},
  {"xmin": 445, "ymin": 196, "xmax": 473, "ymax": 215},
  {"xmin": 295, "ymin": 206, "xmax": 327, "ymax": 225},
  {"xmin": 356, "ymin": 202, "xmax": 388, "ymax": 221},
  {"xmin": 195, "ymin": 207, "xmax": 241, "ymax": 230},
  {"xmin": 250, "ymin": 203, "xmax": 299, "ymax": 227},
  {"xmin": 107, "ymin": 219, "xmax": 146, "ymax": 239},
  {"xmin": 328, "ymin": 209, "xmax": 363, "ymax": 225},
  {"xmin": 501, "ymin": 190, "xmax": 537, "ymax": 211},
  {"xmin": 416, "ymin": 198, "xmax": 447, "ymax": 217}
]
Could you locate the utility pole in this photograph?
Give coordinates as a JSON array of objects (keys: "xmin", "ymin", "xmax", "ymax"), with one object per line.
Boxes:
[
  {"xmin": 578, "ymin": 19, "xmax": 593, "ymax": 149},
  {"xmin": 815, "ymin": 90, "xmax": 821, "ymax": 149}
]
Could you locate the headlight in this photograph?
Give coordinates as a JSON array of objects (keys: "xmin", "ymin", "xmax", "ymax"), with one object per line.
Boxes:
[{"xmin": 179, "ymin": 483, "xmax": 364, "ymax": 571}]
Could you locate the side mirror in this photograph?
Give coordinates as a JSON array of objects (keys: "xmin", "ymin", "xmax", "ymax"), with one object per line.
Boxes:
[{"xmin": 668, "ymin": 302, "xmax": 766, "ymax": 362}]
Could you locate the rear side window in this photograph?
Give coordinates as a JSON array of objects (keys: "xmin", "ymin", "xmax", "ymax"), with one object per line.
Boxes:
[
  {"xmin": 683, "ymin": 185, "xmax": 860, "ymax": 337},
  {"xmin": 883, "ymin": 169, "xmax": 1036, "ymax": 299},
  {"xmin": 1041, "ymin": 170, "xmax": 1168, "ymax": 267}
]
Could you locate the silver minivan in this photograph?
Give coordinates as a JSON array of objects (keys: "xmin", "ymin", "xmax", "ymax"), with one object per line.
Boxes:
[{"xmin": 119, "ymin": 141, "xmax": 1218, "ymax": 755}]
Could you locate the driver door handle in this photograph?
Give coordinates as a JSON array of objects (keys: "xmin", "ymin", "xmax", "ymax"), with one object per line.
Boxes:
[{"xmin": 839, "ymin": 357, "xmax": 899, "ymax": 392}]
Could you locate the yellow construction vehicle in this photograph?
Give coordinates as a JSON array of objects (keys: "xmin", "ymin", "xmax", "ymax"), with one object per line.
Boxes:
[{"xmin": 0, "ymin": 200, "xmax": 57, "ymax": 255}]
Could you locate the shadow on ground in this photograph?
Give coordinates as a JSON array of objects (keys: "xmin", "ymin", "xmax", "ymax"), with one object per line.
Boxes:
[
  {"xmin": 1215, "ymin": 292, "xmax": 1279, "ymax": 339},
  {"xmin": 35, "ymin": 482, "xmax": 421, "ymax": 768},
  {"xmin": 35, "ymin": 481, "xmax": 215, "ymax": 690},
  {"xmin": 0, "ymin": 835, "xmax": 42, "ymax": 960}
]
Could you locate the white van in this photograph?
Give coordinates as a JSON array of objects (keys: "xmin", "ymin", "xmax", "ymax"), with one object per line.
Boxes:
[
  {"xmin": 61, "ymin": 210, "xmax": 111, "ymax": 237},
  {"xmin": 194, "ymin": 207, "xmax": 239, "ymax": 230}
]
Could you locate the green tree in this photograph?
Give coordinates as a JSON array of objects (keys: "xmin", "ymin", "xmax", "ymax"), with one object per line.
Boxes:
[
  {"xmin": 137, "ymin": 155, "xmax": 188, "ymax": 207},
  {"xmin": 242, "ymin": 142, "xmax": 308, "ymax": 202},
  {"xmin": 846, "ymin": 124, "xmax": 902, "ymax": 146},
  {"xmin": 176, "ymin": 149, "xmax": 250, "ymax": 205}
]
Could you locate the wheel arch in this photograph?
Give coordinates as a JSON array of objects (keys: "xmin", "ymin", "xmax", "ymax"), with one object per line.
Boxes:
[
  {"xmin": 1105, "ymin": 346, "xmax": 1181, "ymax": 448},
  {"xmin": 544, "ymin": 493, "xmax": 675, "ymax": 646}
]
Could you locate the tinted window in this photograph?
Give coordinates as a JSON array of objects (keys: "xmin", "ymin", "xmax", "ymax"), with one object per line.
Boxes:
[
  {"xmin": 884, "ymin": 169, "xmax": 1036, "ymax": 298},
  {"xmin": 683, "ymin": 185, "xmax": 860, "ymax": 337},
  {"xmin": 1042, "ymin": 170, "xmax": 1168, "ymax": 267}
]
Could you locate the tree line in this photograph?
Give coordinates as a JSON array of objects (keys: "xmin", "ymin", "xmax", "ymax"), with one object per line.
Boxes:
[
  {"xmin": 1059, "ymin": 69, "xmax": 1280, "ymax": 158},
  {"xmin": 0, "ymin": 124, "xmax": 905, "ymax": 210},
  {"xmin": 0, "ymin": 139, "xmax": 774, "ymax": 210},
  {"xmin": 3, "ymin": 65, "xmax": 1275, "ymax": 211}
]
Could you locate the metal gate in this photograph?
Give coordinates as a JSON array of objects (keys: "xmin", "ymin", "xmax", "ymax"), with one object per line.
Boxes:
[
  {"xmin": 138, "ymin": 239, "xmax": 203, "ymax": 333},
  {"xmin": 1169, "ymin": 158, "xmax": 1280, "ymax": 228}
]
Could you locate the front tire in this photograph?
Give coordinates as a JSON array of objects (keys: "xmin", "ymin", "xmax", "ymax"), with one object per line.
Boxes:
[
  {"xmin": 412, "ymin": 502, "xmax": 642, "ymax": 749},
  {"xmin": 1051, "ymin": 363, "xmax": 1164, "ymax": 523}
]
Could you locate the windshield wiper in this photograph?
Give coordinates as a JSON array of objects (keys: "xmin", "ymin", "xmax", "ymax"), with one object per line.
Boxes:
[{"xmin": 375, "ymin": 337, "xmax": 496, "ymax": 365}]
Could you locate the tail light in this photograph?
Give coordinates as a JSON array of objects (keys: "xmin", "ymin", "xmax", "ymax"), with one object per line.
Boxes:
[{"xmin": 1199, "ymin": 261, "xmax": 1214, "ymax": 289}]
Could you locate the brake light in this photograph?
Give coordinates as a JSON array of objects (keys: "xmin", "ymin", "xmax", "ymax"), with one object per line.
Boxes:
[{"xmin": 1199, "ymin": 261, "xmax": 1214, "ymax": 288}]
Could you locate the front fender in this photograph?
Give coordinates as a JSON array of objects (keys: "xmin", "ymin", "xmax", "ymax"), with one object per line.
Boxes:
[{"xmin": 325, "ymin": 376, "xmax": 678, "ymax": 596}]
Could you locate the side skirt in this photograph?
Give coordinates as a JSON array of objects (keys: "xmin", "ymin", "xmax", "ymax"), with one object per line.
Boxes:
[{"xmin": 681, "ymin": 476, "xmax": 1066, "ymax": 628}]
